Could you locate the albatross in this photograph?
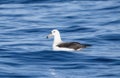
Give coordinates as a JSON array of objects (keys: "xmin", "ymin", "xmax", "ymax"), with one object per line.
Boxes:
[{"xmin": 47, "ymin": 29, "xmax": 90, "ymax": 51}]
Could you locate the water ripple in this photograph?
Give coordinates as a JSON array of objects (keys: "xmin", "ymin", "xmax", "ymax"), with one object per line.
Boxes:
[{"xmin": 0, "ymin": 0, "xmax": 120, "ymax": 78}]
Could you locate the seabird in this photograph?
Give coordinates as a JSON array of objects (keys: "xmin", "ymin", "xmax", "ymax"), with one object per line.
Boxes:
[{"xmin": 47, "ymin": 29, "xmax": 90, "ymax": 51}]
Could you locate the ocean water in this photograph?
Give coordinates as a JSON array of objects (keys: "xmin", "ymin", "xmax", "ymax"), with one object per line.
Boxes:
[{"xmin": 0, "ymin": 0, "xmax": 120, "ymax": 78}]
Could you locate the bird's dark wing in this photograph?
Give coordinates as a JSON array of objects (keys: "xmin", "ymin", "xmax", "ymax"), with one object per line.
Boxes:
[{"xmin": 57, "ymin": 42, "xmax": 90, "ymax": 50}]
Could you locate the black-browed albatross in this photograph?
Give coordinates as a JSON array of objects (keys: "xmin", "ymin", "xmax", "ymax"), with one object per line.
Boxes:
[{"xmin": 47, "ymin": 29, "xmax": 90, "ymax": 51}]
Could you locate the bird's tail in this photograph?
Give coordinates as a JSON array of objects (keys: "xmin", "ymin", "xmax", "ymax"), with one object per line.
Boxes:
[{"xmin": 82, "ymin": 44, "xmax": 91, "ymax": 48}]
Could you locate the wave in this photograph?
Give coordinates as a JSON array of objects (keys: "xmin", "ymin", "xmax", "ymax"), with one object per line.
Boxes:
[
  {"xmin": 0, "ymin": 0, "xmax": 73, "ymax": 4},
  {"xmin": 98, "ymin": 34, "xmax": 120, "ymax": 41},
  {"xmin": 0, "ymin": 0, "xmax": 114, "ymax": 4}
]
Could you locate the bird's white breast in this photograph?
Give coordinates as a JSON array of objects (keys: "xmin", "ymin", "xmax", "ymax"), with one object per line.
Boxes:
[{"xmin": 53, "ymin": 45, "xmax": 74, "ymax": 51}]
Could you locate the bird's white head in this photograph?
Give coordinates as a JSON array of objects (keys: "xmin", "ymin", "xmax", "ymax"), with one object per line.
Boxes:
[
  {"xmin": 47, "ymin": 29, "xmax": 62, "ymax": 44},
  {"xmin": 47, "ymin": 29, "xmax": 60, "ymax": 38}
]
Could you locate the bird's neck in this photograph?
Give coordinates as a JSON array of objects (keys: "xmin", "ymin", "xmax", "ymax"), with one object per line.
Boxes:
[{"xmin": 53, "ymin": 34, "xmax": 62, "ymax": 45}]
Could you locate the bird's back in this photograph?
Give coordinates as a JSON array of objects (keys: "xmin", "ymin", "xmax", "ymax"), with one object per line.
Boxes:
[{"xmin": 57, "ymin": 42, "xmax": 90, "ymax": 50}]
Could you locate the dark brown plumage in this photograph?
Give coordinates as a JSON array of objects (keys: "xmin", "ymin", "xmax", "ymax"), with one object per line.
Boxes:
[{"xmin": 57, "ymin": 42, "xmax": 90, "ymax": 50}]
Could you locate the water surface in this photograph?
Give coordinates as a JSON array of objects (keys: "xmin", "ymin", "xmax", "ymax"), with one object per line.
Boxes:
[{"xmin": 0, "ymin": 0, "xmax": 120, "ymax": 78}]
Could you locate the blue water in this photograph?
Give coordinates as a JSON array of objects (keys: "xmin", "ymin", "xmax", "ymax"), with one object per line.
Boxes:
[{"xmin": 0, "ymin": 0, "xmax": 120, "ymax": 78}]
